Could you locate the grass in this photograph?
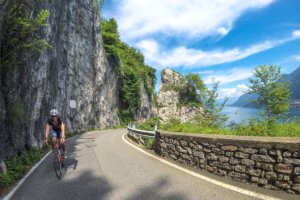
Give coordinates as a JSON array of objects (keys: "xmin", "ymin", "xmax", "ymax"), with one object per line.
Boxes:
[
  {"xmin": 161, "ymin": 122, "xmax": 232, "ymax": 135},
  {"xmin": 160, "ymin": 120, "xmax": 300, "ymax": 137},
  {"xmin": 135, "ymin": 123, "xmax": 156, "ymax": 131},
  {"xmin": 0, "ymin": 146, "xmax": 50, "ymax": 197},
  {"xmin": 144, "ymin": 138, "xmax": 155, "ymax": 149}
]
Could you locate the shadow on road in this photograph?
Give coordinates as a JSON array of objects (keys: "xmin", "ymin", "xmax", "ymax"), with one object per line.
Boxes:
[
  {"xmin": 124, "ymin": 177, "xmax": 188, "ymax": 200},
  {"xmin": 56, "ymin": 170, "xmax": 113, "ymax": 200}
]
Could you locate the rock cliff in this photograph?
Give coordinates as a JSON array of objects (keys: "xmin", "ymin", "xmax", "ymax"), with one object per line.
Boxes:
[
  {"xmin": 0, "ymin": 0, "xmax": 155, "ymax": 164},
  {"xmin": 136, "ymin": 82, "xmax": 156, "ymax": 121},
  {"xmin": 157, "ymin": 69, "xmax": 203, "ymax": 123},
  {"xmin": 0, "ymin": 0, "xmax": 120, "ymax": 157}
]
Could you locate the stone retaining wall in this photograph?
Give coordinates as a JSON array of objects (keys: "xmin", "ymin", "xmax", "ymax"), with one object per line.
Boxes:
[{"xmin": 155, "ymin": 130, "xmax": 300, "ymax": 194}]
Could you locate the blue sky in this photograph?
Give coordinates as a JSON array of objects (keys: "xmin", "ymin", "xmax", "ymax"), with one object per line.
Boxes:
[{"xmin": 101, "ymin": 0, "xmax": 300, "ymax": 103}]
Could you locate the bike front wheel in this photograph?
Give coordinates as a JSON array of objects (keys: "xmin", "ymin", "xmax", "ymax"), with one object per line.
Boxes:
[{"xmin": 53, "ymin": 154, "xmax": 62, "ymax": 179}]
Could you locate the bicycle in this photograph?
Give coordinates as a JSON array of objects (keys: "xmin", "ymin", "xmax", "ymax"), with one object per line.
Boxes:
[{"xmin": 53, "ymin": 141, "xmax": 65, "ymax": 179}]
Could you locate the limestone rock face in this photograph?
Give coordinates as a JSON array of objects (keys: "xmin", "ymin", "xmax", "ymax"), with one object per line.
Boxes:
[
  {"xmin": 0, "ymin": 0, "xmax": 119, "ymax": 155},
  {"xmin": 157, "ymin": 69, "xmax": 203, "ymax": 123},
  {"xmin": 136, "ymin": 82, "xmax": 155, "ymax": 121},
  {"xmin": 0, "ymin": 0, "xmax": 9, "ymax": 168},
  {"xmin": 161, "ymin": 68, "xmax": 183, "ymax": 86},
  {"xmin": 0, "ymin": 0, "xmax": 155, "ymax": 158}
]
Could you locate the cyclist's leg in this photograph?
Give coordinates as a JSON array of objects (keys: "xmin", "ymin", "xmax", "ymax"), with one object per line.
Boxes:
[
  {"xmin": 57, "ymin": 131, "xmax": 66, "ymax": 154},
  {"xmin": 51, "ymin": 130, "xmax": 58, "ymax": 150}
]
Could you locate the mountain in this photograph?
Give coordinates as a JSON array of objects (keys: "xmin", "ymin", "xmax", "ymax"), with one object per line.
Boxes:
[
  {"xmin": 231, "ymin": 93, "xmax": 258, "ymax": 107},
  {"xmin": 282, "ymin": 67, "xmax": 300, "ymax": 100},
  {"xmin": 231, "ymin": 67, "xmax": 300, "ymax": 107}
]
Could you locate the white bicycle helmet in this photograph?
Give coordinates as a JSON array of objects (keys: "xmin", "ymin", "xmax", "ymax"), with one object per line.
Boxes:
[{"xmin": 50, "ymin": 109, "xmax": 59, "ymax": 116}]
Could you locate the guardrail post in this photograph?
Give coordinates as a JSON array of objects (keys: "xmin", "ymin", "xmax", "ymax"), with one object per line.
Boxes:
[{"xmin": 154, "ymin": 123, "xmax": 158, "ymax": 142}]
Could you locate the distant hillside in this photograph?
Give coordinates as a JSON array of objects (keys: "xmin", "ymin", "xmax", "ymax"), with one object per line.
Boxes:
[
  {"xmin": 282, "ymin": 67, "xmax": 300, "ymax": 100},
  {"xmin": 231, "ymin": 67, "xmax": 300, "ymax": 107},
  {"xmin": 231, "ymin": 93, "xmax": 258, "ymax": 107}
]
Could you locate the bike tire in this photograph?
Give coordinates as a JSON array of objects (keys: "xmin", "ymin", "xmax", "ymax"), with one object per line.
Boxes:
[{"xmin": 53, "ymin": 153, "xmax": 62, "ymax": 179}]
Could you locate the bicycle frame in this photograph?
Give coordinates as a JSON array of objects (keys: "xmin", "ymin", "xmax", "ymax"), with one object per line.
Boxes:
[{"xmin": 53, "ymin": 141, "xmax": 64, "ymax": 179}]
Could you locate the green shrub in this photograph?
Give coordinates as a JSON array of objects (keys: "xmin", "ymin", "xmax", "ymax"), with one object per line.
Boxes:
[
  {"xmin": 136, "ymin": 116, "xmax": 160, "ymax": 131},
  {"xmin": 144, "ymin": 138, "xmax": 155, "ymax": 149},
  {"xmin": 0, "ymin": 147, "xmax": 49, "ymax": 190}
]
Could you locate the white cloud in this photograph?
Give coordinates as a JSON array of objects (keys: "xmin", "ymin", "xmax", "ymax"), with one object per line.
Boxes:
[
  {"xmin": 136, "ymin": 39, "xmax": 159, "ymax": 59},
  {"xmin": 219, "ymin": 84, "xmax": 249, "ymax": 99},
  {"xmin": 204, "ymin": 68, "xmax": 253, "ymax": 85},
  {"xmin": 217, "ymin": 27, "xmax": 230, "ymax": 36},
  {"xmin": 198, "ymin": 70, "xmax": 214, "ymax": 75},
  {"xmin": 137, "ymin": 32, "xmax": 299, "ymax": 68},
  {"xmin": 295, "ymin": 55, "xmax": 300, "ymax": 61},
  {"xmin": 115, "ymin": 0, "xmax": 274, "ymax": 40},
  {"xmin": 292, "ymin": 30, "xmax": 300, "ymax": 38}
]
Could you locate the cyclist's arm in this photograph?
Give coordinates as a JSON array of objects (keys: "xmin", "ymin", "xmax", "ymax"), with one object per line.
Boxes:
[
  {"xmin": 44, "ymin": 124, "xmax": 50, "ymax": 141},
  {"xmin": 61, "ymin": 122, "xmax": 65, "ymax": 139}
]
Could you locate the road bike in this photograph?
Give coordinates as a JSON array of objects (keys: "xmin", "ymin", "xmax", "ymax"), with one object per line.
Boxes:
[{"xmin": 53, "ymin": 141, "xmax": 65, "ymax": 179}]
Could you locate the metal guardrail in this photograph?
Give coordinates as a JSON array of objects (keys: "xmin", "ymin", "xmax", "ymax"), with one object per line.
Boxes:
[{"xmin": 127, "ymin": 123, "xmax": 157, "ymax": 138}]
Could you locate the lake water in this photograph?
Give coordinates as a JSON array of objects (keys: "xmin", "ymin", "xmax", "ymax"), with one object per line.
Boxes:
[{"xmin": 221, "ymin": 106, "xmax": 300, "ymax": 125}]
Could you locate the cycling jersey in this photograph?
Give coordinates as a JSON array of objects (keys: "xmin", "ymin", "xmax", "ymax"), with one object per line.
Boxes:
[{"xmin": 47, "ymin": 117, "xmax": 63, "ymax": 133}]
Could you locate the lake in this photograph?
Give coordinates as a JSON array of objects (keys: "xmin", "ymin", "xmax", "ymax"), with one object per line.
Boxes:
[{"xmin": 221, "ymin": 106, "xmax": 300, "ymax": 125}]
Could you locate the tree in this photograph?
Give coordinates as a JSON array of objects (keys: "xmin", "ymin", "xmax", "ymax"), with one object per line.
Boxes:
[
  {"xmin": 201, "ymin": 80, "xmax": 228, "ymax": 127},
  {"xmin": 179, "ymin": 73, "xmax": 206, "ymax": 106},
  {"xmin": 248, "ymin": 65, "xmax": 291, "ymax": 125}
]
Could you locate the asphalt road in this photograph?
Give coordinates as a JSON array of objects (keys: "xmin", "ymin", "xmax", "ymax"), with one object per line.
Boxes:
[{"xmin": 10, "ymin": 129, "xmax": 298, "ymax": 200}]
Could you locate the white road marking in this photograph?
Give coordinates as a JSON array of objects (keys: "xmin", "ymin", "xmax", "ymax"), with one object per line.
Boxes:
[
  {"xmin": 4, "ymin": 134, "xmax": 81, "ymax": 200},
  {"xmin": 122, "ymin": 133, "xmax": 282, "ymax": 200},
  {"xmin": 4, "ymin": 151, "xmax": 52, "ymax": 200}
]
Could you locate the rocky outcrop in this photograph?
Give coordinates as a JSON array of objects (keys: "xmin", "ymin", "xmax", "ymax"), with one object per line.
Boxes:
[
  {"xmin": 136, "ymin": 82, "xmax": 155, "ymax": 121},
  {"xmin": 157, "ymin": 69, "xmax": 203, "ymax": 123},
  {"xmin": 0, "ymin": 0, "xmax": 119, "ymax": 156}
]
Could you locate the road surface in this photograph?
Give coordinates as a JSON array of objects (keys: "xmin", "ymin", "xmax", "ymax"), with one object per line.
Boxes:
[{"xmin": 10, "ymin": 129, "xmax": 298, "ymax": 200}]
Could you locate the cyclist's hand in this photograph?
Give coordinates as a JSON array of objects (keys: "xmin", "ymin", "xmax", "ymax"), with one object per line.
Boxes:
[{"xmin": 60, "ymin": 137, "xmax": 65, "ymax": 144}]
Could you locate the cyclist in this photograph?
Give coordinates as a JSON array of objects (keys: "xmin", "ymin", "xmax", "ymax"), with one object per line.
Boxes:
[{"xmin": 44, "ymin": 109, "xmax": 66, "ymax": 158}]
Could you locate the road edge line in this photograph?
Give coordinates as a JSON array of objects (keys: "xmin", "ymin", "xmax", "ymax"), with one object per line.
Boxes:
[
  {"xmin": 3, "ymin": 150, "xmax": 52, "ymax": 200},
  {"xmin": 3, "ymin": 134, "xmax": 81, "ymax": 200},
  {"xmin": 122, "ymin": 133, "xmax": 282, "ymax": 200}
]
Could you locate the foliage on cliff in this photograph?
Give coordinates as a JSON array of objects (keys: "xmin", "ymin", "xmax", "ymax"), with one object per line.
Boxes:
[
  {"xmin": 179, "ymin": 73, "xmax": 206, "ymax": 106},
  {"xmin": 101, "ymin": 18, "xmax": 156, "ymax": 124},
  {"xmin": 0, "ymin": 0, "xmax": 50, "ymax": 124},
  {"xmin": 160, "ymin": 72, "xmax": 206, "ymax": 107},
  {"xmin": 0, "ymin": 0, "xmax": 50, "ymax": 69}
]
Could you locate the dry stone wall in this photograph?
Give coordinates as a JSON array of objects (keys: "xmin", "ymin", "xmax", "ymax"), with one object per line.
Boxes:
[{"xmin": 155, "ymin": 130, "xmax": 300, "ymax": 194}]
